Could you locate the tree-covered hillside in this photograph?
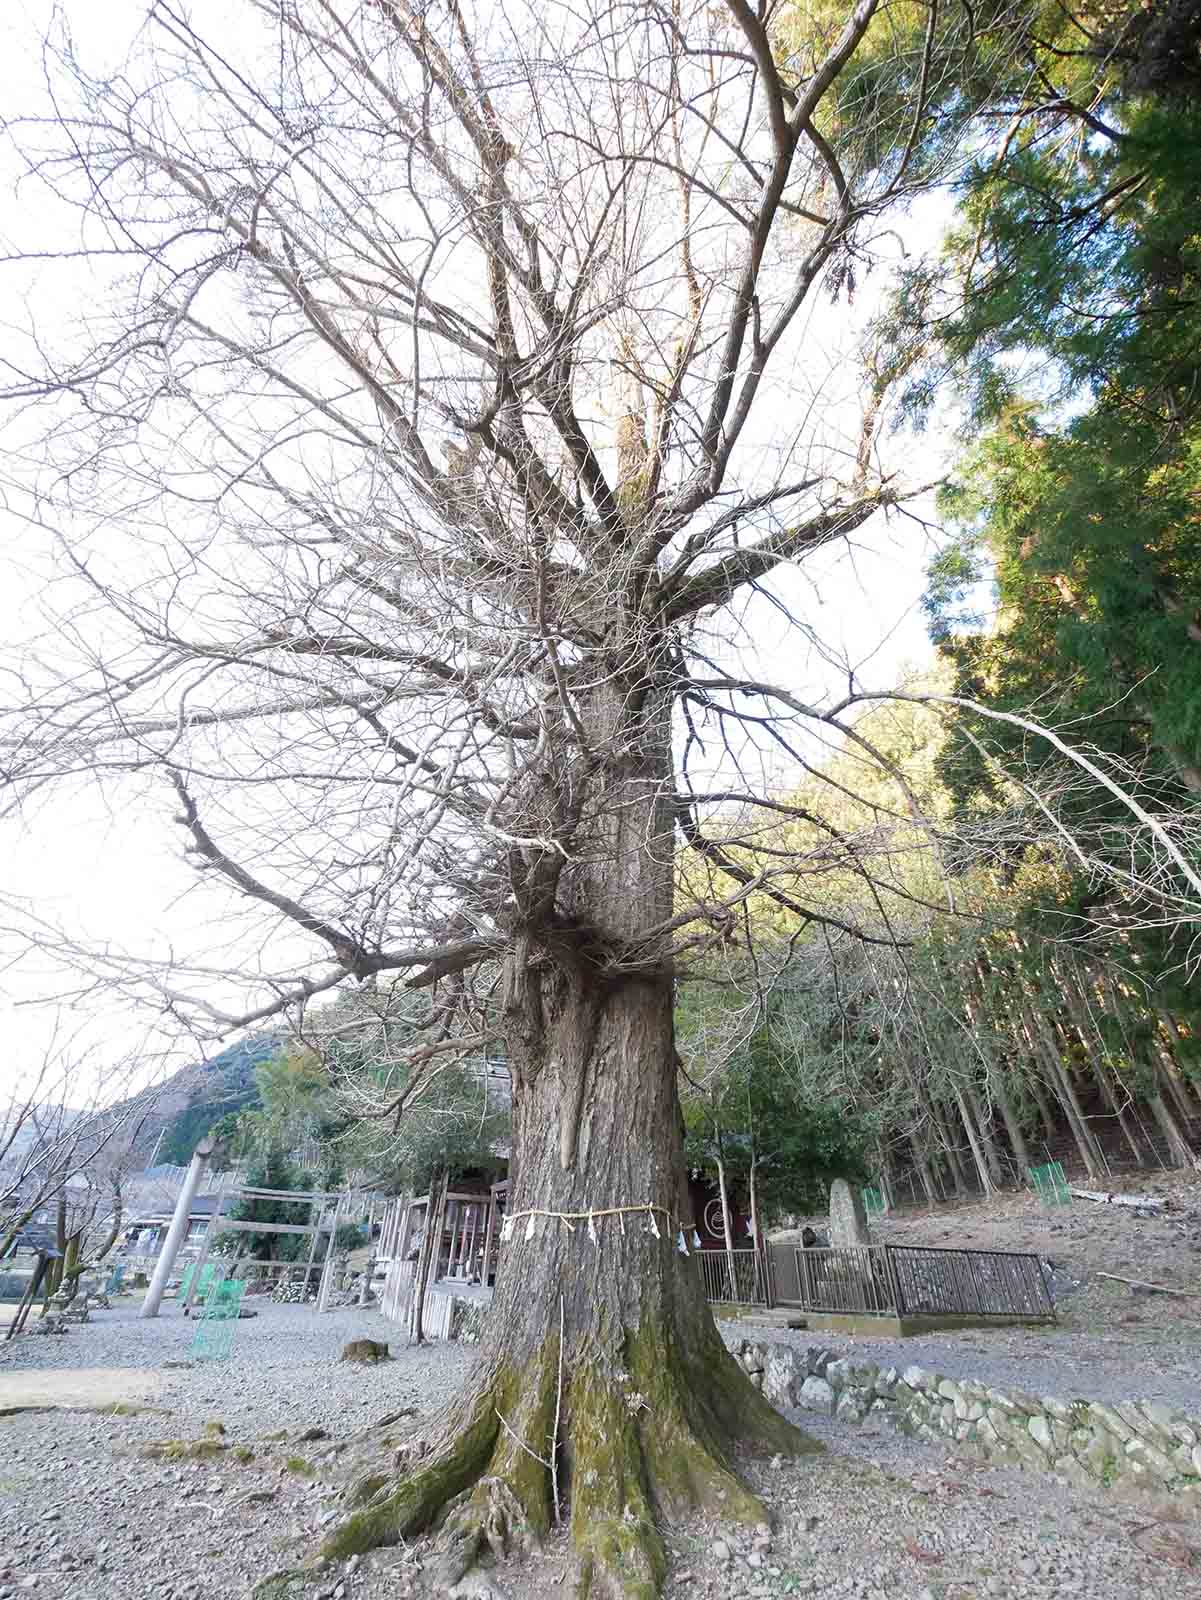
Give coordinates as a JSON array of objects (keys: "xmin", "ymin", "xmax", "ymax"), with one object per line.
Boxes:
[{"xmin": 153, "ymin": 1033, "xmax": 283, "ymax": 1167}]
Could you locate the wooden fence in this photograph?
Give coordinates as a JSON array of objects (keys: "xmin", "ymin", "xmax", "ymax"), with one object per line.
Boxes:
[{"xmin": 379, "ymin": 1258, "xmax": 456, "ymax": 1338}]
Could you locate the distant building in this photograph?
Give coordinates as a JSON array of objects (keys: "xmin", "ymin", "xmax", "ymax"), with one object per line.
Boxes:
[{"xmin": 119, "ymin": 1192, "xmax": 225, "ymax": 1258}]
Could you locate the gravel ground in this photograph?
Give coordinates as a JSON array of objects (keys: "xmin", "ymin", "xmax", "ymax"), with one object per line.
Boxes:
[
  {"xmin": 0, "ymin": 1296, "xmax": 1197, "ymax": 1600},
  {"xmin": 0, "ymin": 1300, "xmax": 474, "ymax": 1435},
  {"xmin": 167, "ymin": 1305, "xmax": 474, "ymax": 1439},
  {"xmin": 657, "ymin": 1426, "xmax": 1201, "ymax": 1600}
]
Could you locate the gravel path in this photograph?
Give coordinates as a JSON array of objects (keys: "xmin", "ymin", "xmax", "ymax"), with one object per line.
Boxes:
[
  {"xmin": 0, "ymin": 1299, "xmax": 1196, "ymax": 1600},
  {"xmin": 0, "ymin": 1300, "xmax": 475, "ymax": 1436}
]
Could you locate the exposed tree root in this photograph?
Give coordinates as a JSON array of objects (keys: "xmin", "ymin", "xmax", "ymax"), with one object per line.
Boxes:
[
  {"xmin": 266, "ymin": 1323, "xmax": 817, "ymax": 1600},
  {"xmin": 436, "ymin": 1476, "xmax": 538, "ymax": 1589},
  {"xmin": 434, "ymin": 1349, "xmax": 558, "ymax": 1588}
]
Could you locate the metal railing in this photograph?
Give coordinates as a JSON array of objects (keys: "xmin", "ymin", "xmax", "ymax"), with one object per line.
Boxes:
[
  {"xmin": 693, "ymin": 1247, "xmax": 770, "ymax": 1306},
  {"xmin": 768, "ymin": 1243, "xmax": 1054, "ymax": 1322},
  {"xmin": 772, "ymin": 1244, "xmax": 895, "ymax": 1315},
  {"xmin": 886, "ymin": 1243, "xmax": 1054, "ymax": 1320}
]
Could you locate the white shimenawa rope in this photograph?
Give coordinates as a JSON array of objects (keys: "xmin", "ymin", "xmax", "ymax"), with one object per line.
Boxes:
[{"xmin": 498, "ymin": 1202, "xmax": 693, "ymax": 1251}]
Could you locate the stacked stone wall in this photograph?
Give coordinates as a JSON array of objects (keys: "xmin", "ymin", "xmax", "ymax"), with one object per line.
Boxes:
[{"xmin": 733, "ymin": 1338, "xmax": 1201, "ymax": 1503}]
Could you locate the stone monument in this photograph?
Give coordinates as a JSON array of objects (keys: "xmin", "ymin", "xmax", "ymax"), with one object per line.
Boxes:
[{"xmin": 828, "ymin": 1178, "xmax": 871, "ymax": 1249}]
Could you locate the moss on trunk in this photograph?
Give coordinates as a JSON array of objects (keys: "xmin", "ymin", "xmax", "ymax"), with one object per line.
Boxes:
[
  {"xmin": 263, "ymin": 844, "xmax": 818, "ymax": 1599},
  {"xmin": 282, "ymin": 1303, "xmax": 815, "ymax": 1600}
]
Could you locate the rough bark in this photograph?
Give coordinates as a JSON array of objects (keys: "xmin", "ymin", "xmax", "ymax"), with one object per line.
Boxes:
[
  {"xmin": 295, "ymin": 981, "xmax": 812, "ymax": 1599},
  {"xmin": 1147, "ymin": 1090, "xmax": 1199, "ymax": 1170},
  {"xmin": 265, "ymin": 679, "xmax": 817, "ymax": 1598},
  {"xmin": 988, "ymin": 1073, "xmax": 1031, "ymax": 1177},
  {"xmin": 952, "ymin": 1083, "xmax": 995, "ymax": 1195}
]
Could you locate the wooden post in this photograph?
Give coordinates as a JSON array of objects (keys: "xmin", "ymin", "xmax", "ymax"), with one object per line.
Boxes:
[
  {"xmin": 481, "ymin": 1190, "xmax": 498, "ymax": 1288},
  {"xmin": 748, "ymin": 1161, "xmax": 770, "ymax": 1307},
  {"xmin": 883, "ymin": 1245, "xmax": 904, "ymax": 1316},
  {"xmin": 457, "ymin": 1200, "xmax": 468, "ymax": 1272},
  {"xmin": 396, "ymin": 1198, "xmax": 415, "ymax": 1264},
  {"xmin": 302, "ymin": 1188, "xmax": 323, "ymax": 1299},
  {"xmin": 411, "ymin": 1171, "xmax": 447, "ymax": 1345},
  {"xmin": 714, "ymin": 1157, "xmax": 738, "ymax": 1303},
  {"xmin": 318, "ymin": 1193, "xmax": 345, "ymax": 1312}
]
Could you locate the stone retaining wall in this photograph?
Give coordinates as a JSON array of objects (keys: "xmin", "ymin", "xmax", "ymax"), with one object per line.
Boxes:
[{"xmin": 733, "ymin": 1337, "xmax": 1201, "ymax": 1506}]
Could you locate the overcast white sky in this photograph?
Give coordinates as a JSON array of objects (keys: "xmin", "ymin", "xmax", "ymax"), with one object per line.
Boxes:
[{"xmin": 0, "ymin": 0, "xmax": 964, "ymax": 1105}]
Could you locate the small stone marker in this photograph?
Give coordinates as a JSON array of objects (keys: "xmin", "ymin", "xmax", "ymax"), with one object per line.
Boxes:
[{"xmin": 828, "ymin": 1179, "xmax": 871, "ymax": 1248}]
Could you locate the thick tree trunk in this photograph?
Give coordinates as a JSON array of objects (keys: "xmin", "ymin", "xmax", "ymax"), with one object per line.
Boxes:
[
  {"xmin": 312, "ymin": 981, "xmax": 808, "ymax": 1598},
  {"xmin": 296, "ymin": 679, "xmax": 811, "ymax": 1598},
  {"xmin": 1147, "ymin": 1090, "xmax": 1199, "ymax": 1170}
]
